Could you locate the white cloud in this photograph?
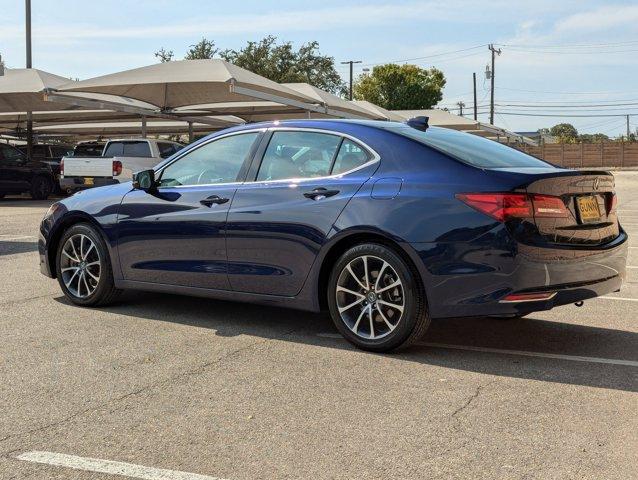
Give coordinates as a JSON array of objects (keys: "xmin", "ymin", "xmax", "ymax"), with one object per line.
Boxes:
[{"xmin": 556, "ymin": 4, "xmax": 638, "ymax": 32}]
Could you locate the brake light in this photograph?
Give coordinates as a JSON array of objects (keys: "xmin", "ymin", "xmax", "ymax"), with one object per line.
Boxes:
[
  {"xmin": 606, "ymin": 193, "xmax": 618, "ymax": 214},
  {"xmin": 60, "ymin": 158, "xmax": 64, "ymax": 176},
  {"xmin": 112, "ymin": 160, "xmax": 122, "ymax": 176},
  {"xmin": 456, "ymin": 193, "xmax": 569, "ymax": 222}
]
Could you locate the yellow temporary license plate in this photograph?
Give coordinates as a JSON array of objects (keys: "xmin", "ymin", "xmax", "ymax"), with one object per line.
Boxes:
[
  {"xmin": 84, "ymin": 177, "xmax": 94, "ymax": 185},
  {"xmin": 576, "ymin": 195, "xmax": 601, "ymax": 223}
]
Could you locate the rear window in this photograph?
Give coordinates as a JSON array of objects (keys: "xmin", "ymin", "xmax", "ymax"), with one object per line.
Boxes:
[
  {"xmin": 385, "ymin": 125, "xmax": 551, "ymax": 169},
  {"xmin": 74, "ymin": 144, "xmax": 104, "ymax": 156},
  {"xmin": 104, "ymin": 141, "xmax": 151, "ymax": 157}
]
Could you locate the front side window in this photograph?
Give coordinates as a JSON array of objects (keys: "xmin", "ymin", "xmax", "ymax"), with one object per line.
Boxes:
[
  {"xmin": 257, "ymin": 131, "xmax": 342, "ymax": 181},
  {"xmin": 159, "ymin": 132, "xmax": 259, "ymax": 187}
]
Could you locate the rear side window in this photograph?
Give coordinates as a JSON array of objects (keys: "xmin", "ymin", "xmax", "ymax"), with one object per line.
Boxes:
[
  {"xmin": 0, "ymin": 144, "xmax": 26, "ymax": 162},
  {"xmin": 104, "ymin": 141, "xmax": 151, "ymax": 157},
  {"xmin": 257, "ymin": 131, "xmax": 342, "ymax": 181},
  {"xmin": 332, "ymin": 139, "xmax": 371, "ymax": 175},
  {"xmin": 51, "ymin": 146, "xmax": 73, "ymax": 158},
  {"xmin": 386, "ymin": 125, "xmax": 551, "ymax": 169}
]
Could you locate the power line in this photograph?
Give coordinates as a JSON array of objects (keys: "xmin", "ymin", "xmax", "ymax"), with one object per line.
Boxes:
[
  {"xmin": 495, "ymin": 40, "xmax": 638, "ymax": 48},
  {"xmin": 360, "ymin": 44, "xmax": 487, "ymax": 67},
  {"xmin": 496, "ymin": 112, "xmax": 638, "ymax": 118},
  {"xmin": 496, "ymin": 86, "xmax": 638, "ymax": 95}
]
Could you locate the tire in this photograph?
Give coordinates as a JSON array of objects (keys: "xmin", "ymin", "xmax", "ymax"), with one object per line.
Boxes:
[
  {"xmin": 55, "ymin": 223, "xmax": 122, "ymax": 307},
  {"xmin": 0, "ymin": 194, "xmax": 5, "ymax": 199},
  {"xmin": 327, "ymin": 243, "xmax": 430, "ymax": 352},
  {"xmin": 30, "ymin": 176, "xmax": 52, "ymax": 200}
]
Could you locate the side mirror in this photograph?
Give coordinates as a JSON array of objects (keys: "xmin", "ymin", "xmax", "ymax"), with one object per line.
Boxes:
[{"xmin": 132, "ymin": 169, "xmax": 156, "ymax": 191}]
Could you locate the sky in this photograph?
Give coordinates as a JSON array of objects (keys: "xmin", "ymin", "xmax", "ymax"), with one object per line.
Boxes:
[{"xmin": 1, "ymin": 0, "xmax": 637, "ymax": 136}]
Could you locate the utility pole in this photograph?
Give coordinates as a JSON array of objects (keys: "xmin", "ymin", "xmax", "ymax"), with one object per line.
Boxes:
[
  {"xmin": 473, "ymin": 72, "xmax": 477, "ymax": 120},
  {"xmin": 341, "ymin": 60, "xmax": 362, "ymax": 100},
  {"xmin": 488, "ymin": 44, "xmax": 501, "ymax": 125},
  {"xmin": 25, "ymin": 0, "xmax": 33, "ymax": 161},
  {"xmin": 627, "ymin": 115, "xmax": 630, "ymax": 139},
  {"xmin": 456, "ymin": 101, "xmax": 466, "ymax": 117}
]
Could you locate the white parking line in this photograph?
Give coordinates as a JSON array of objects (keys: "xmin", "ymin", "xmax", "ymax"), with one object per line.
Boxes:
[
  {"xmin": 316, "ymin": 333, "xmax": 638, "ymax": 367},
  {"xmin": 418, "ymin": 342, "xmax": 638, "ymax": 367},
  {"xmin": 17, "ymin": 451, "xmax": 227, "ymax": 480},
  {"xmin": 600, "ymin": 296, "xmax": 638, "ymax": 302},
  {"xmin": 0, "ymin": 235, "xmax": 36, "ymax": 241}
]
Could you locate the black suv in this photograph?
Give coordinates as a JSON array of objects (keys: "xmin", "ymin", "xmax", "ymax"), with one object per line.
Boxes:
[{"xmin": 0, "ymin": 143, "xmax": 56, "ymax": 199}]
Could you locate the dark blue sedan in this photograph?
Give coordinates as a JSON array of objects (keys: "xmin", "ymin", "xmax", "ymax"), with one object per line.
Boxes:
[{"xmin": 39, "ymin": 119, "xmax": 628, "ymax": 351}]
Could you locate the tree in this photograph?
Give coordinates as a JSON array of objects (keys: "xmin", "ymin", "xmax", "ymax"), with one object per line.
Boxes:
[
  {"xmin": 219, "ymin": 36, "xmax": 345, "ymax": 94},
  {"xmin": 185, "ymin": 38, "xmax": 217, "ymax": 60},
  {"xmin": 352, "ymin": 64, "xmax": 446, "ymax": 110},
  {"xmin": 154, "ymin": 48, "xmax": 174, "ymax": 63},
  {"xmin": 549, "ymin": 123, "xmax": 578, "ymax": 143},
  {"xmin": 578, "ymin": 133, "xmax": 609, "ymax": 143}
]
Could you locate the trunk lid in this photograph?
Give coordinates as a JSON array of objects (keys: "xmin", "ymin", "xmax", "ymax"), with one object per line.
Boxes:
[{"xmin": 492, "ymin": 168, "xmax": 619, "ymax": 246}]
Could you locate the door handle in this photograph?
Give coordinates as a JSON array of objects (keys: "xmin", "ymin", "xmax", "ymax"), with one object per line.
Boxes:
[
  {"xmin": 303, "ymin": 187, "xmax": 340, "ymax": 200},
  {"xmin": 200, "ymin": 195, "xmax": 229, "ymax": 207}
]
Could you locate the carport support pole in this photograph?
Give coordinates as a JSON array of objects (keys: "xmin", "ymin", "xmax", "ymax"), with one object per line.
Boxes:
[
  {"xmin": 141, "ymin": 115, "xmax": 147, "ymax": 138},
  {"xmin": 25, "ymin": 0, "xmax": 33, "ymax": 160},
  {"xmin": 188, "ymin": 121, "xmax": 194, "ymax": 143}
]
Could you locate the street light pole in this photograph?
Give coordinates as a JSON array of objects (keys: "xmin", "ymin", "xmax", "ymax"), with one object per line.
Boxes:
[
  {"xmin": 26, "ymin": 0, "xmax": 33, "ymax": 160},
  {"xmin": 341, "ymin": 60, "xmax": 362, "ymax": 100}
]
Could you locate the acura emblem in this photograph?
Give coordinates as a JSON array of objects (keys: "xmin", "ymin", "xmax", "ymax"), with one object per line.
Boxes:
[{"xmin": 593, "ymin": 178, "xmax": 600, "ymax": 190}]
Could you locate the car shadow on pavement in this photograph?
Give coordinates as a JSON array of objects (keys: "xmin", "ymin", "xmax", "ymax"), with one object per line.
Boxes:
[
  {"xmin": 54, "ymin": 291, "xmax": 638, "ymax": 393},
  {"xmin": 0, "ymin": 240, "xmax": 38, "ymax": 256}
]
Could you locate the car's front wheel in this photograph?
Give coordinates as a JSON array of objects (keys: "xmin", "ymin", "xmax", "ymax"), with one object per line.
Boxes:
[
  {"xmin": 327, "ymin": 243, "xmax": 430, "ymax": 352},
  {"xmin": 55, "ymin": 223, "xmax": 121, "ymax": 306}
]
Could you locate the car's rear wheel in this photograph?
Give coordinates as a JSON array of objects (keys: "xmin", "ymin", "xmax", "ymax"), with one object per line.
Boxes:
[
  {"xmin": 327, "ymin": 243, "xmax": 430, "ymax": 352},
  {"xmin": 30, "ymin": 176, "xmax": 52, "ymax": 200},
  {"xmin": 55, "ymin": 223, "xmax": 121, "ymax": 307}
]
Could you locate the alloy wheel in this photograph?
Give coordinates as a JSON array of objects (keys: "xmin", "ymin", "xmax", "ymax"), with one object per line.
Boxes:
[
  {"xmin": 335, "ymin": 255, "xmax": 405, "ymax": 340},
  {"xmin": 60, "ymin": 234, "xmax": 101, "ymax": 298}
]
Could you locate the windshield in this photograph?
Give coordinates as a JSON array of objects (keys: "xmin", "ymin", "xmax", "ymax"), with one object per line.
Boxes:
[{"xmin": 384, "ymin": 125, "xmax": 552, "ymax": 169}]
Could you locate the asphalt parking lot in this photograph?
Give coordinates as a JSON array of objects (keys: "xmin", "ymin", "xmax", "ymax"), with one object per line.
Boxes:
[{"xmin": 0, "ymin": 173, "xmax": 637, "ymax": 480}]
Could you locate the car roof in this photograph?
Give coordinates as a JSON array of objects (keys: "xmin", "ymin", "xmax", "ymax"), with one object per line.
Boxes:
[{"xmin": 232, "ymin": 119, "xmax": 405, "ymax": 131}]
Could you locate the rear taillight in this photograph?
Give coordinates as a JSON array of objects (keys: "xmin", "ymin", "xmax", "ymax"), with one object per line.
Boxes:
[
  {"xmin": 112, "ymin": 160, "xmax": 122, "ymax": 176},
  {"xmin": 456, "ymin": 193, "xmax": 569, "ymax": 222},
  {"xmin": 60, "ymin": 158, "xmax": 64, "ymax": 176},
  {"xmin": 606, "ymin": 193, "xmax": 618, "ymax": 214},
  {"xmin": 530, "ymin": 194, "xmax": 570, "ymax": 218}
]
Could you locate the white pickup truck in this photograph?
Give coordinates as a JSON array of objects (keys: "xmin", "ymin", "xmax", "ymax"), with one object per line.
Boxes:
[{"xmin": 60, "ymin": 138, "xmax": 183, "ymax": 193}]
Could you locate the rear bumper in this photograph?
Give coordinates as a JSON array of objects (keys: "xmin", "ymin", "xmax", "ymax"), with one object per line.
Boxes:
[
  {"xmin": 412, "ymin": 227, "xmax": 628, "ymax": 318},
  {"xmin": 60, "ymin": 177, "xmax": 119, "ymax": 191}
]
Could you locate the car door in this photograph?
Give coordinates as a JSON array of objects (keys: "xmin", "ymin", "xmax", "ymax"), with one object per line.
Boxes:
[
  {"xmin": 0, "ymin": 144, "xmax": 30, "ymax": 192},
  {"xmin": 116, "ymin": 131, "xmax": 262, "ymax": 290},
  {"xmin": 226, "ymin": 129, "xmax": 379, "ymax": 296}
]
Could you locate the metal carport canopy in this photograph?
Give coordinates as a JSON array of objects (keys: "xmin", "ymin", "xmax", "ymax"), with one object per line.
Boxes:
[
  {"xmin": 0, "ymin": 68, "xmax": 78, "ymax": 112},
  {"xmin": 50, "ymin": 59, "xmax": 338, "ymax": 117}
]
